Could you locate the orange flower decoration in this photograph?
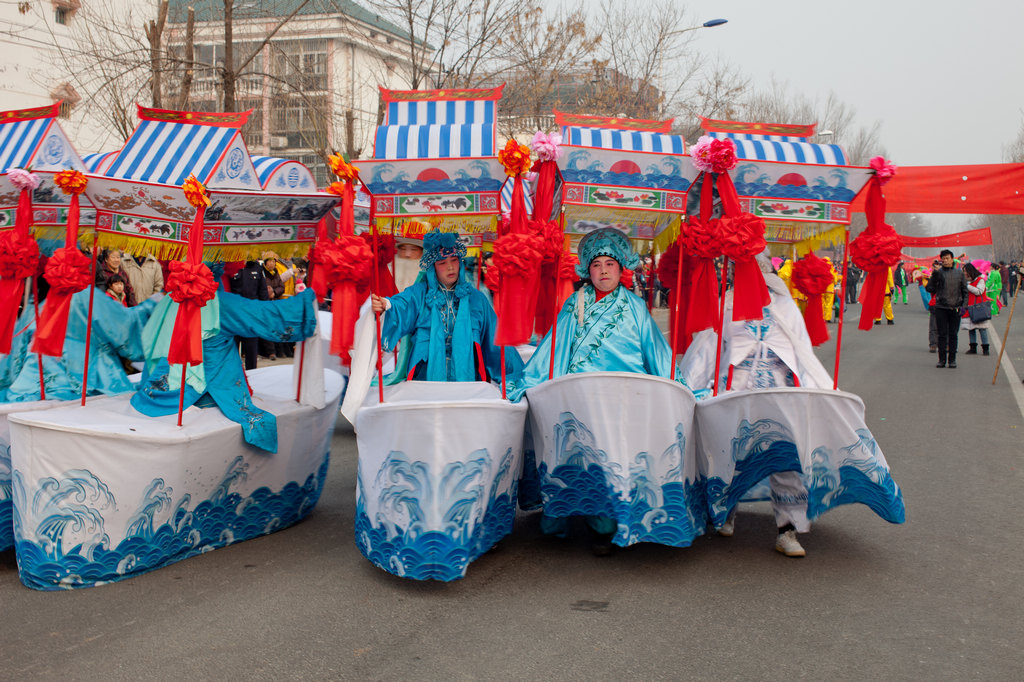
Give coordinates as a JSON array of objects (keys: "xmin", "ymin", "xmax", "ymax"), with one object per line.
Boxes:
[
  {"xmin": 325, "ymin": 181, "xmax": 346, "ymax": 196},
  {"xmin": 53, "ymin": 169, "xmax": 88, "ymax": 196},
  {"xmin": 328, "ymin": 154, "xmax": 360, "ymax": 182},
  {"xmin": 499, "ymin": 139, "xmax": 531, "ymax": 177},
  {"xmin": 182, "ymin": 174, "xmax": 211, "ymax": 208}
]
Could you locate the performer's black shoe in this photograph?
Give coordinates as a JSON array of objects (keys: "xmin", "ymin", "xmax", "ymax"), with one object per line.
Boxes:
[
  {"xmin": 948, "ymin": 360, "xmax": 957, "ymax": 368},
  {"xmin": 873, "ymin": 320, "xmax": 881, "ymax": 325},
  {"xmin": 887, "ymin": 319, "xmax": 895, "ymax": 325},
  {"xmin": 936, "ymin": 361, "xmax": 946, "ymax": 368},
  {"xmin": 586, "ymin": 527, "xmax": 615, "ymax": 557}
]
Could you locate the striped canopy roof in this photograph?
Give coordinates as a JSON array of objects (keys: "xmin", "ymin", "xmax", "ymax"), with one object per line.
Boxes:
[
  {"xmin": 83, "ymin": 151, "xmax": 118, "ymax": 174},
  {"xmin": 102, "ymin": 106, "xmax": 260, "ymax": 190},
  {"xmin": 562, "ymin": 126, "xmax": 686, "ymax": 154},
  {"xmin": 372, "ymin": 86, "xmax": 502, "ymax": 160},
  {"xmin": 0, "ymin": 102, "xmax": 84, "ymax": 173},
  {"xmin": 250, "ymin": 155, "xmax": 317, "ymax": 192},
  {"xmin": 708, "ymin": 131, "xmax": 847, "ymax": 166}
]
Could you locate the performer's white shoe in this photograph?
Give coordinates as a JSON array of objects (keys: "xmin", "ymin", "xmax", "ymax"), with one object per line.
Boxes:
[
  {"xmin": 775, "ymin": 530, "xmax": 806, "ymax": 557},
  {"xmin": 718, "ymin": 510, "xmax": 737, "ymax": 537}
]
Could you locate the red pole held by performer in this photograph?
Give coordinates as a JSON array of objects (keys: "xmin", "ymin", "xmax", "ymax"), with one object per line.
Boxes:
[
  {"xmin": 32, "ymin": 274, "xmax": 44, "ymax": 401},
  {"xmin": 670, "ymin": 237, "xmax": 684, "ymax": 379},
  {"xmin": 548, "ymin": 215, "xmax": 567, "ymax": 381},
  {"xmin": 373, "ymin": 220, "xmax": 385, "ymax": 402},
  {"xmin": 81, "ymin": 234, "xmax": 99, "ymax": 406},
  {"xmin": 833, "ymin": 229, "xmax": 851, "ymax": 390}
]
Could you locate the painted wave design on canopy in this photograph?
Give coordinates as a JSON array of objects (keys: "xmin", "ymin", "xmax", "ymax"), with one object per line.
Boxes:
[
  {"xmin": 12, "ymin": 454, "xmax": 330, "ymax": 590},
  {"xmin": 354, "ymin": 447, "xmax": 518, "ymax": 581},
  {"xmin": 0, "ymin": 443, "xmax": 11, "ymax": 552},
  {"xmin": 538, "ymin": 412, "xmax": 706, "ymax": 548},
  {"xmin": 706, "ymin": 421, "xmax": 905, "ymax": 526},
  {"xmin": 705, "ymin": 418, "xmax": 801, "ymax": 526},
  {"xmin": 734, "ymin": 165, "xmax": 856, "ymax": 202},
  {"xmin": 560, "ymin": 169, "xmax": 689, "ymax": 192}
]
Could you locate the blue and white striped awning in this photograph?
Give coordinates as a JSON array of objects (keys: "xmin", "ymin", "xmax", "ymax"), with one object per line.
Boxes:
[
  {"xmin": 708, "ymin": 132, "xmax": 847, "ymax": 165},
  {"xmin": 250, "ymin": 155, "xmax": 316, "ymax": 192},
  {"xmin": 83, "ymin": 151, "xmax": 118, "ymax": 173},
  {"xmin": 104, "ymin": 119, "xmax": 239, "ymax": 184},
  {"xmin": 500, "ymin": 177, "xmax": 534, "ymax": 216},
  {"xmin": 373, "ymin": 124, "xmax": 495, "ymax": 160},
  {"xmin": 384, "ymin": 99, "xmax": 496, "ymax": 126},
  {"xmin": 563, "ymin": 126, "xmax": 686, "ymax": 154},
  {"xmin": 250, "ymin": 155, "xmax": 289, "ymax": 185},
  {"xmin": 0, "ymin": 117, "xmax": 53, "ymax": 170}
]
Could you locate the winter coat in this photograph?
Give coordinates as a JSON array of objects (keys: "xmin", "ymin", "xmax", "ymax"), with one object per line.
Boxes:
[
  {"xmin": 120, "ymin": 253, "xmax": 164, "ymax": 301},
  {"xmin": 926, "ymin": 265, "xmax": 967, "ymax": 310}
]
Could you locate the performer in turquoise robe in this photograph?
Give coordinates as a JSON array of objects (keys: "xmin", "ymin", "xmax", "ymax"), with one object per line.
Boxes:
[
  {"xmin": 508, "ymin": 227, "xmax": 679, "ymax": 554},
  {"xmin": 131, "ymin": 284, "xmax": 318, "ymax": 453},
  {"xmin": 0, "ymin": 290, "xmax": 159, "ymax": 402},
  {"xmin": 371, "ymin": 229, "xmax": 522, "ymax": 382}
]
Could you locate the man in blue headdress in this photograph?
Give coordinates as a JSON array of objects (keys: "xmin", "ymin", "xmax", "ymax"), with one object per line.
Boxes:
[{"xmin": 370, "ymin": 228, "xmax": 522, "ymax": 382}]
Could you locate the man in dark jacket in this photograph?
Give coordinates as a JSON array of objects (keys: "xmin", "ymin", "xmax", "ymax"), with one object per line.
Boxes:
[
  {"xmin": 229, "ymin": 261, "xmax": 268, "ymax": 369},
  {"xmin": 925, "ymin": 249, "xmax": 968, "ymax": 369}
]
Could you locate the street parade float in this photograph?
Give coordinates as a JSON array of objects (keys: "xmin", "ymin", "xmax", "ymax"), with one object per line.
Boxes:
[
  {"xmin": 347, "ymin": 87, "xmax": 529, "ymax": 581},
  {"xmin": 7, "ymin": 105, "xmax": 346, "ymax": 589}
]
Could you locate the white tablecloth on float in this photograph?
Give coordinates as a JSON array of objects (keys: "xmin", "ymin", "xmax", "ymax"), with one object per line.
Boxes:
[
  {"xmin": 693, "ymin": 387, "xmax": 906, "ymax": 527},
  {"xmin": 0, "ymin": 399, "xmax": 67, "ymax": 553},
  {"xmin": 9, "ymin": 366, "xmax": 344, "ymax": 590},
  {"xmin": 355, "ymin": 381, "xmax": 527, "ymax": 581},
  {"xmin": 525, "ymin": 372, "xmax": 706, "ymax": 548}
]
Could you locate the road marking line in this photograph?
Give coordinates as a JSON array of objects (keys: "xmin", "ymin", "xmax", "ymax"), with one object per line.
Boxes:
[{"xmin": 988, "ymin": 327, "xmax": 1024, "ymax": 423}]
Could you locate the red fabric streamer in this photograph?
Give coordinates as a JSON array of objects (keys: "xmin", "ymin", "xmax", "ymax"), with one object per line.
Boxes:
[
  {"xmin": 679, "ymin": 215, "xmax": 723, "ymax": 343},
  {"xmin": 791, "ymin": 252, "xmax": 834, "ymax": 346},
  {"xmin": 620, "ymin": 268, "xmax": 634, "ymax": 290},
  {"xmin": 850, "ymin": 178, "xmax": 903, "ymax": 330},
  {"xmin": 719, "ymin": 212, "xmax": 770, "ymax": 321},
  {"xmin": 531, "ymin": 218, "xmax": 565, "ymax": 336},
  {"xmin": 15, "ymin": 188, "xmax": 33, "ymax": 238},
  {"xmin": 0, "ymin": 231, "xmax": 40, "ymax": 354},
  {"xmin": 484, "ymin": 261, "xmax": 501, "ymax": 293},
  {"xmin": 531, "ymin": 161, "xmax": 558, "ymax": 222},
  {"xmin": 358, "ymin": 232, "xmax": 397, "ymax": 300},
  {"xmin": 849, "ymin": 163, "xmax": 1024, "ymax": 215},
  {"xmin": 165, "ymin": 259, "xmax": 218, "ymax": 365},
  {"xmin": 555, "ymin": 253, "xmax": 579, "ymax": 312},
  {"xmin": 32, "ymin": 247, "xmax": 92, "ymax": 356},
  {"xmin": 322, "ymin": 235, "xmax": 372, "ymax": 359},
  {"xmin": 492, "ymin": 230, "xmax": 544, "ymax": 346},
  {"xmin": 896, "ymin": 227, "xmax": 992, "ymax": 248}
]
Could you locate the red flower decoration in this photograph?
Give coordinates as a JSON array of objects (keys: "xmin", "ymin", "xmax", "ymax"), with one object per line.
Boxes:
[
  {"xmin": 791, "ymin": 252, "xmax": 835, "ymax": 297},
  {"xmin": 484, "ymin": 260, "xmax": 501, "ymax": 292},
  {"xmin": 325, "ymin": 181, "xmax": 346, "ymax": 196},
  {"xmin": 43, "ymin": 247, "xmax": 92, "ymax": 293},
  {"xmin": 310, "ymin": 236, "xmax": 372, "ymax": 286},
  {"xmin": 531, "ymin": 218, "xmax": 564, "ymax": 265},
  {"xmin": 498, "ymin": 139, "xmax": 531, "ymax": 177},
  {"xmin": 492, "ymin": 231, "xmax": 544, "ymax": 278},
  {"xmin": 0, "ymin": 231, "xmax": 40, "ymax": 280},
  {"xmin": 181, "ymin": 175, "xmax": 211, "ymax": 208},
  {"xmin": 166, "ymin": 261, "xmax": 218, "ymax": 306},
  {"xmin": 679, "ymin": 216, "xmax": 722, "ymax": 259},
  {"xmin": 850, "ymin": 230, "xmax": 903, "ymax": 272},
  {"xmin": 718, "ymin": 213, "xmax": 767, "ymax": 262},
  {"xmin": 360, "ymin": 232, "xmax": 397, "ymax": 266},
  {"xmin": 657, "ymin": 243, "xmax": 680, "ymax": 286},
  {"xmin": 53, "ymin": 169, "xmax": 88, "ymax": 196},
  {"xmin": 558, "ymin": 253, "xmax": 580, "ymax": 282},
  {"xmin": 620, "ymin": 268, "xmax": 634, "ymax": 289}
]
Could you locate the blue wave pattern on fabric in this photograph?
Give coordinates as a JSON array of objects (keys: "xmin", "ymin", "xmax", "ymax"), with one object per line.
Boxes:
[
  {"xmin": 559, "ymin": 169, "xmax": 690, "ymax": 191},
  {"xmin": 706, "ymin": 420, "xmax": 905, "ymax": 526},
  {"xmin": 538, "ymin": 412, "xmax": 707, "ymax": 548},
  {"xmin": 13, "ymin": 454, "xmax": 330, "ymax": 590},
  {"xmin": 354, "ymin": 448, "xmax": 518, "ymax": 581},
  {"xmin": 0, "ymin": 444, "xmax": 10, "ymax": 552}
]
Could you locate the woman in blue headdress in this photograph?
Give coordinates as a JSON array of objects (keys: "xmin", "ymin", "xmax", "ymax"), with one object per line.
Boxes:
[
  {"xmin": 370, "ymin": 228, "xmax": 522, "ymax": 382},
  {"xmin": 508, "ymin": 227, "xmax": 679, "ymax": 554}
]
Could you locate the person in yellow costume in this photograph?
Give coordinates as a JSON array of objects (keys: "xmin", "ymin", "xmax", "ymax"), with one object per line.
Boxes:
[
  {"xmin": 872, "ymin": 266, "xmax": 895, "ymax": 325},
  {"xmin": 822, "ymin": 257, "xmax": 841, "ymax": 322},
  {"xmin": 777, "ymin": 258, "xmax": 807, "ymax": 313}
]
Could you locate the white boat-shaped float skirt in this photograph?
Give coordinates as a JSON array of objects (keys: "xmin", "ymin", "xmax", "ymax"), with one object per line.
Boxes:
[
  {"xmin": 8, "ymin": 366, "xmax": 344, "ymax": 590},
  {"xmin": 525, "ymin": 372, "xmax": 706, "ymax": 548},
  {"xmin": 693, "ymin": 387, "xmax": 906, "ymax": 527},
  {"xmin": 355, "ymin": 381, "xmax": 527, "ymax": 581}
]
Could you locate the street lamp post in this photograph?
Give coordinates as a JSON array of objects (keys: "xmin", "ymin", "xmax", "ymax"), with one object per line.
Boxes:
[{"xmin": 658, "ymin": 19, "xmax": 728, "ymax": 117}]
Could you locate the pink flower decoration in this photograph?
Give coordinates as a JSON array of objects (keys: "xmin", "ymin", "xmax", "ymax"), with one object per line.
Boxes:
[
  {"xmin": 869, "ymin": 156, "xmax": 897, "ymax": 185},
  {"xmin": 689, "ymin": 136, "xmax": 738, "ymax": 174},
  {"xmin": 530, "ymin": 131, "xmax": 562, "ymax": 163},
  {"xmin": 6, "ymin": 168, "xmax": 40, "ymax": 192}
]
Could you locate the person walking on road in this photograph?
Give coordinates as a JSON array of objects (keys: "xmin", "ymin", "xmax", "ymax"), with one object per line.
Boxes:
[
  {"xmin": 893, "ymin": 261, "xmax": 910, "ymax": 304},
  {"xmin": 926, "ymin": 249, "xmax": 968, "ymax": 368},
  {"xmin": 961, "ymin": 262, "xmax": 993, "ymax": 356}
]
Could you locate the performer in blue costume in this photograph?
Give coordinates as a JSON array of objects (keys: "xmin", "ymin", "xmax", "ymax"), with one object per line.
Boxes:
[
  {"xmin": 0, "ymin": 290, "xmax": 159, "ymax": 401},
  {"xmin": 131, "ymin": 271, "xmax": 318, "ymax": 453},
  {"xmin": 509, "ymin": 227, "xmax": 679, "ymax": 554},
  {"xmin": 370, "ymin": 228, "xmax": 522, "ymax": 382}
]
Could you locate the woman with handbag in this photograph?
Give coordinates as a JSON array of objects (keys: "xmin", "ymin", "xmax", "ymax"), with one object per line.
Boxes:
[{"xmin": 961, "ymin": 262, "xmax": 993, "ymax": 356}]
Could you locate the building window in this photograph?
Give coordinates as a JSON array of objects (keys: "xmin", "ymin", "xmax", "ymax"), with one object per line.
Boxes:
[
  {"xmin": 52, "ymin": 0, "xmax": 80, "ymax": 25},
  {"xmin": 50, "ymin": 82, "xmax": 81, "ymax": 118},
  {"xmin": 55, "ymin": 7, "xmax": 68, "ymax": 24}
]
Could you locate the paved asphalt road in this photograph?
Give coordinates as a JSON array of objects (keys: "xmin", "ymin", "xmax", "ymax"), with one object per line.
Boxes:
[{"xmin": 2, "ymin": 296, "xmax": 1023, "ymax": 681}]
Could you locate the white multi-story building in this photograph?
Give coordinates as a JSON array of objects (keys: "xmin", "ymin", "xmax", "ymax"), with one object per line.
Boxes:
[{"xmin": 167, "ymin": 0, "xmax": 420, "ymax": 183}]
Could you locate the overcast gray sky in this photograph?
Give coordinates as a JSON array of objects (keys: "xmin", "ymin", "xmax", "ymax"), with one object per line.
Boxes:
[{"xmin": 681, "ymin": 0, "xmax": 1024, "ymax": 166}]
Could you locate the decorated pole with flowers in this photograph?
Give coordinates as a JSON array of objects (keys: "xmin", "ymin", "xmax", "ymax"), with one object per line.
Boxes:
[
  {"xmin": 0, "ymin": 168, "xmax": 41, "ymax": 355},
  {"xmin": 850, "ymin": 157, "xmax": 901, "ymax": 331},
  {"xmin": 32, "ymin": 170, "xmax": 93, "ymax": 360},
  {"xmin": 166, "ymin": 174, "xmax": 220, "ymax": 426},
  {"xmin": 529, "ymin": 131, "xmax": 565, "ymax": 340},
  {"xmin": 791, "ymin": 251, "xmax": 834, "ymax": 347},
  {"xmin": 493, "ymin": 139, "xmax": 544, "ymax": 396}
]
